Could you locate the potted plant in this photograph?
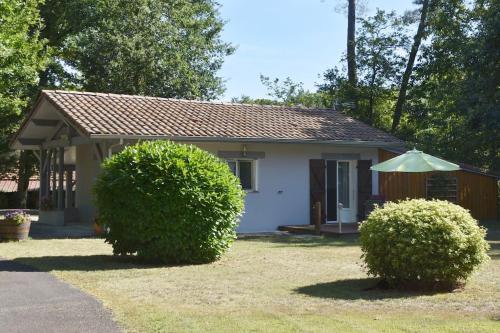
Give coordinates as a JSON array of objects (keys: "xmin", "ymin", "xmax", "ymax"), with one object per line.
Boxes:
[{"xmin": 0, "ymin": 210, "xmax": 31, "ymax": 241}]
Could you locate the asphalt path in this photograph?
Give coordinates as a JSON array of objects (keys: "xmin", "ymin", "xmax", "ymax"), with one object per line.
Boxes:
[{"xmin": 0, "ymin": 258, "xmax": 121, "ymax": 333}]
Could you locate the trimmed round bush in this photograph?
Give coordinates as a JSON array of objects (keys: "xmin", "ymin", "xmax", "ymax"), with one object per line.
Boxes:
[
  {"xmin": 93, "ymin": 141, "xmax": 245, "ymax": 264},
  {"xmin": 359, "ymin": 199, "xmax": 489, "ymax": 290}
]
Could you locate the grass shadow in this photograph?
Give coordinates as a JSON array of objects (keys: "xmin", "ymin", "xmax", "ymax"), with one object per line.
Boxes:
[
  {"xmin": 2, "ymin": 255, "xmax": 169, "ymax": 272},
  {"xmin": 295, "ymin": 278, "xmax": 445, "ymax": 300},
  {"xmin": 481, "ymin": 220, "xmax": 500, "ymax": 241}
]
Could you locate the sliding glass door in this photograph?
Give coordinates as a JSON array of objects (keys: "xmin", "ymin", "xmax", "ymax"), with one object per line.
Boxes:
[{"xmin": 326, "ymin": 160, "xmax": 357, "ymax": 223}]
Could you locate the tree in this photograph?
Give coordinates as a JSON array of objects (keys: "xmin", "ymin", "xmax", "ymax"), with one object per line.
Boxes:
[
  {"xmin": 460, "ymin": 0, "xmax": 500, "ymax": 170},
  {"xmin": 230, "ymin": 95, "xmax": 280, "ymax": 106},
  {"xmin": 0, "ymin": 0, "xmax": 49, "ymax": 206},
  {"xmin": 60, "ymin": 0, "xmax": 234, "ymax": 100},
  {"xmin": 259, "ymin": 75, "xmax": 327, "ymax": 107},
  {"xmin": 355, "ymin": 10, "xmax": 410, "ymax": 125},
  {"xmin": 10, "ymin": 0, "xmax": 234, "ymax": 207},
  {"xmin": 347, "ymin": 0, "xmax": 357, "ymax": 88},
  {"xmin": 391, "ymin": 0, "xmax": 431, "ymax": 132},
  {"xmin": 319, "ymin": 10, "xmax": 411, "ymax": 127},
  {"xmin": 233, "ymin": 76, "xmax": 327, "ymax": 108},
  {"xmin": 402, "ymin": 0, "xmax": 499, "ymax": 171}
]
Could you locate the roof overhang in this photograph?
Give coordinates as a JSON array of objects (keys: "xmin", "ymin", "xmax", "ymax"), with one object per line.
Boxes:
[
  {"xmin": 10, "ymin": 93, "xmax": 90, "ymax": 151},
  {"xmin": 12, "ymin": 91, "xmax": 404, "ymax": 151},
  {"xmin": 89, "ymin": 134, "xmax": 405, "ymax": 148}
]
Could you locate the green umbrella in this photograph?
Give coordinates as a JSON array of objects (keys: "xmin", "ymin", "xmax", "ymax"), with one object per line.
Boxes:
[{"xmin": 371, "ymin": 149, "xmax": 460, "ymax": 172}]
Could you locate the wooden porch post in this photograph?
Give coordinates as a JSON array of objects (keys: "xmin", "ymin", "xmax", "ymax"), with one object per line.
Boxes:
[
  {"xmin": 57, "ymin": 147, "xmax": 64, "ymax": 209},
  {"xmin": 39, "ymin": 149, "xmax": 46, "ymax": 206},
  {"xmin": 65, "ymin": 169, "xmax": 73, "ymax": 208},
  {"xmin": 52, "ymin": 149, "xmax": 57, "ymax": 207}
]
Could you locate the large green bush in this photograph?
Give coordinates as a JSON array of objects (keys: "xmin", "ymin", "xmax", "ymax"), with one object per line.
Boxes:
[
  {"xmin": 93, "ymin": 141, "xmax": 245, "ymax": 264},
  {"xmin": 359, "ymin": 199, "xmax": 489, "ymax": 290}
]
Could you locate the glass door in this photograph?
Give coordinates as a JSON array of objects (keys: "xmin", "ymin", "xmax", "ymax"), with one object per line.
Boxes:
[{"xmin": 326, "ymin": 160, "xmax": 357, "ymax": 223}]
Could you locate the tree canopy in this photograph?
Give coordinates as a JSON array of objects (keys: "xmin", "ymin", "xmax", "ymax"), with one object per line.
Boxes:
[
  {"xmin": 248, "ymin": 0, "xmax": 499, "ymax": 172},
  {"xmin": 0, "ymin": 0, "xmax": 48, "ymax": 174},
  {"xmin": 38, "ymin": 0, "xmax": 234, "ymax": 99},
  {"xmin": 1, "ymin": 0, "xmax": 234, "ymax": 206}
]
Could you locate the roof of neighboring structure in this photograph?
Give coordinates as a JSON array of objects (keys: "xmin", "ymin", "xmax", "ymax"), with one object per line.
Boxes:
[
  {"xmin": 28, "ymin": 90, "xmax": 402, "ymax": 145},
  {"xmin": 0, "ymin": 174, "xmax": 39, "ymax": 193}
]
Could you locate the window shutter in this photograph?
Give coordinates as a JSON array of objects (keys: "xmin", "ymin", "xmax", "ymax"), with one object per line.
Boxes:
[
  {"xmin": 357, "ymin": 160, "xmax": 372, "ymax": 220},
  {"xmin": 309, "ymin": 159, "xmax": 326, "ymax": 224}
]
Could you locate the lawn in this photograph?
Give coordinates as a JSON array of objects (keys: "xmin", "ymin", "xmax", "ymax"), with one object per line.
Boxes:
[{"xmin": 1, "ymin": 223, "xmax": 499, "ymax": 333}]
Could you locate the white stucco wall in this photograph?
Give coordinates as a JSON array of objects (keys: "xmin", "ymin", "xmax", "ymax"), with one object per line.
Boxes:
[
  {"xmin": 74, "ymin": 141, "xmax": 380, "ymax": 232},
  {"xmin": 75, "ymin": 144, "xmax": 101, "ymax": 224},
  {"xmin": 196, "ymin": 142, "xmax": 379, "ymax": 232}
]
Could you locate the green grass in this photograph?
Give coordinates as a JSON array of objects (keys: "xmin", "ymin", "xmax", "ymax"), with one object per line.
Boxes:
[{"xmin": 1, "ymin": 224, "xmax": 499, "ymax": 333}]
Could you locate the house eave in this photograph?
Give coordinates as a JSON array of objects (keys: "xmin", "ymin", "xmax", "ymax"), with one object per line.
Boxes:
[{"xmin": 89, "ymin": 134, "xmax": 404, "ymax": 148}]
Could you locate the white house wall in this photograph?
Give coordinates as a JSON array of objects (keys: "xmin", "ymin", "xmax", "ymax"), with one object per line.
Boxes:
[
  {"xmin": 74, "ymin": 141, "xmax": 379, "ymax": 232},
  {"xmin": 75, "ymin": 144, "xmax": 101, "ymax": 224}
]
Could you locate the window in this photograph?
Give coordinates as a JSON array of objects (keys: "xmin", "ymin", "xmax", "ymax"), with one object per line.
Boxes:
[
  {"xmin": 426, "ymin": 174, "xmax": 458, "ymax": 202},
  {"xmin": 338, "ymin": 161, "xmax": 350, "ymax": 208},
  {"xmin": 226, "ymin": 160, "xmax": 256, "ymax": 191}
]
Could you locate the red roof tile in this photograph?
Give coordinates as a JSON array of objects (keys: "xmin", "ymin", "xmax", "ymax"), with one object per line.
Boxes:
[
  {"xmin": 42, "ymin": 90, "xmax": 402, "ymax": 144},
  {"xmin": 0, "ymin": 174, "xmax": 39, "ymax": 193}
]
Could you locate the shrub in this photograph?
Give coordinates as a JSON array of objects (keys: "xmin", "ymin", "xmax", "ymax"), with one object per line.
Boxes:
[
  {"xmin": 93, "ymin": 141, "xmax": 245, "ymax": 264},
  {"xmin": 359, "ymin": 199, "xmax": 489, "ymax": 290}
]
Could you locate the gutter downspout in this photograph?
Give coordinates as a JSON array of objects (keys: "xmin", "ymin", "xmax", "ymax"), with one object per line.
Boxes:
[{"xmin": 107, "ymin": 138, "xmax": 124, "ymax": 158}]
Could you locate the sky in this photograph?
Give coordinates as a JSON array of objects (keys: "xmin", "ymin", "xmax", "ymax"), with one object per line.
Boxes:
[{"xmin": 217, "ymin": 0, "xmax": 417, "ymax": 101}]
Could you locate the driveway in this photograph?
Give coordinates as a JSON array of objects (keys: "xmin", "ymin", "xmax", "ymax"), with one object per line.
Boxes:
[{"xmin": 0, "ymin": 258, "xmax": 121, "ymax": 333}]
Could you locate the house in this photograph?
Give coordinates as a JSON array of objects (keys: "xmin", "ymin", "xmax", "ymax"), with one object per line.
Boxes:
[{"xmin": 10, "ymin": 90, "xmax": 497, "ymax": 232}]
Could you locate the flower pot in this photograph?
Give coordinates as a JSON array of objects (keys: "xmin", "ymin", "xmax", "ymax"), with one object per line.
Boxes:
[{"xmin": 0, "ymin": 220, "xmax": 31, "ymax": 241}]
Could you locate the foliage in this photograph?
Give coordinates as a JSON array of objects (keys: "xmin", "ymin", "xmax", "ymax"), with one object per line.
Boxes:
[
  {"xmin": 3, "ymin": 210, "xmax": 30, "ymax": 225},
  {"xmin": 231, "ymin": 95, "xmax": 281, "ymax": 106},
  {"xmin": 93, "ymin": 141, "xmax": 245, "ymax": 264},
  {"xmin": 44, "ymin": 0, "xmax": 234, "ymax": 100},
  {"xmin": 315, "ymin": 1, "xmax": 499, "ymax": 172},
  {"xmin": 233, "ymin": 75, "xmax": 329, "ymax": 108},
  {"xmin": 0, "ymin": 0, "xmax": 49, "ymax": 174},
  {"xmin": 406, "ymin": 0, "xmax": 500, "ymax": 171},
  {"xmin": 6, "ymin": 0, "xmax": 234, "ymax": 207},
  {"xmin": 259, "ymin": 75, "xmax": 327, "ymax": 107},
  {"xmin": 359, "ymin": 199, "xmax": 490, "ymax": 290},
  {"xmin": 319, "ymin": 10, "xmax": 411, "ymax": 128}
]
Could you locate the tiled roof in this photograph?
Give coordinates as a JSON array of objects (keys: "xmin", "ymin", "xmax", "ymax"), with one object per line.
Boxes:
[
  {"xmin": 42, "ymin": 90, "xmax": 402, "ymax": 144},
  {"xmin": 0, "ymin": 174, "xmax": 39, "ymax": 193}
]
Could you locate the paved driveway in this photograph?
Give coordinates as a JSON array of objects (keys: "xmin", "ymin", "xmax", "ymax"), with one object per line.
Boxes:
[{"xmin": 0, "ymin": 258, "xmax": 121, "ymax": 333}]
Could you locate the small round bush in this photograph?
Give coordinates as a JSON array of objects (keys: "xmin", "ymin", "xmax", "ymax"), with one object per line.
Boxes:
[
  {"xmin": 359, "ymin": 199, "xmax": 489, "ymax": 290},
  {"xmin": 94, "ymin": 141, "xmax": 245, "ymax": 264}
]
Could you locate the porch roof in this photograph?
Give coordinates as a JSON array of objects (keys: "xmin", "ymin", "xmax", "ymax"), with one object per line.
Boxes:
[{"xmin": 12, "ymin": 90, "xmax": 403, "ymax": 150}]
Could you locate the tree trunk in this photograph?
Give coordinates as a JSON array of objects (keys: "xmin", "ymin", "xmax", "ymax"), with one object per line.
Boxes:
[
  {"xmin": 368, "ymin": 63, "xmax": 377, "ymax": 125},
  {"xmin": 391, "ymin": 0, "xmax": 430, "ymax": 133},
  {"xmin": 368, "ymin": 92, "xmax": 374, "ymax": 125},
  {"xmin": 15, "ymin": 151, "xmax": 36, "ymax": 208},
  {"xmin": 347, "ymin": 0, "xmax": 357, "ymax": 87}
]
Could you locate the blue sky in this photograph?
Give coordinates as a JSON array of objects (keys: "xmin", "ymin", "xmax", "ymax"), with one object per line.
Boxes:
[{"xmin": 217, "ymin": 0, "xmax": 417, "ymax": 100}]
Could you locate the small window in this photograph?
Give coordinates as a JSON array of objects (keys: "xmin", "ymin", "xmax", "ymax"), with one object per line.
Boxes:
[
  {"xmin": 226, "ymin": 159, "xmax": 256, "ymax": 191},
  {"xmin": 426, "ymin": 174, "xmax": 458, "ymax": 202}
]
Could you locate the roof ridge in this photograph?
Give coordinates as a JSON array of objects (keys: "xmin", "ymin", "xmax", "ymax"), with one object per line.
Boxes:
[{"xmin": 41, "ymin": 89, "xmax": 337, "ymax": 111}]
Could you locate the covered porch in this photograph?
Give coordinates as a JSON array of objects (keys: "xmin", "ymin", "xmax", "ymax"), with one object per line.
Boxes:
[{"xmin": 11, "ymin": 95, "xmax": 123, "ymax": 226}]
